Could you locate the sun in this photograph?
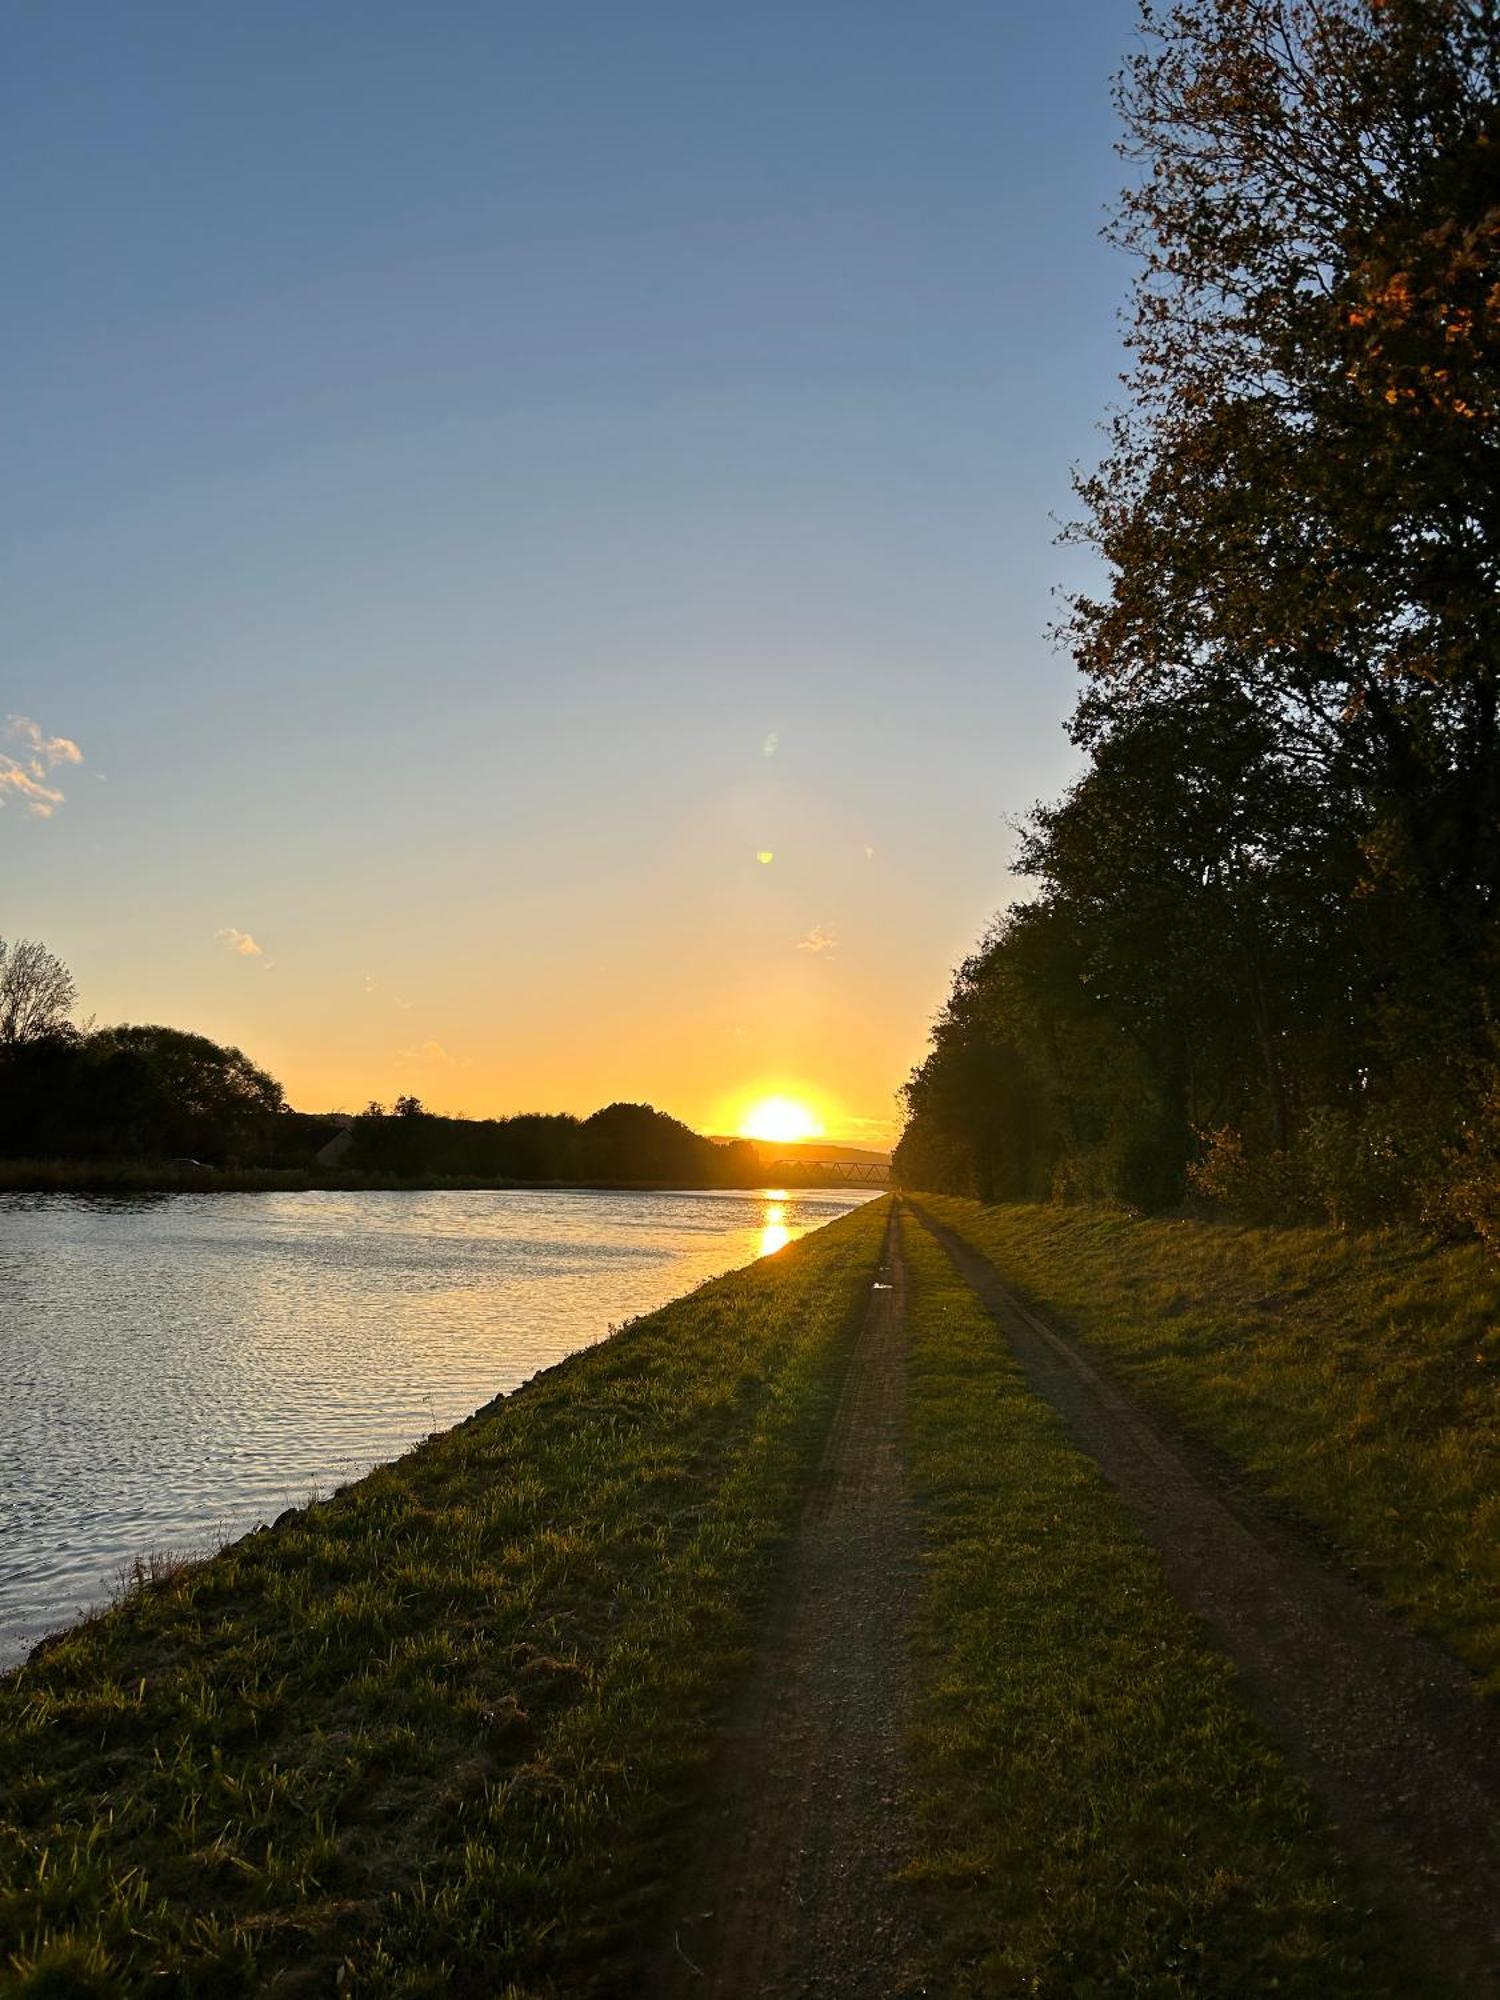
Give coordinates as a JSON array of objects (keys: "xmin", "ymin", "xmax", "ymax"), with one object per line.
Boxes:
[{"xmin": 738, "ymin": 1095, "xmax": 824, "ymax": 1145}]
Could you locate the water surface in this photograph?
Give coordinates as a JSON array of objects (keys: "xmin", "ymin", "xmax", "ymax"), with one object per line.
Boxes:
[{"xmin": 0, "ymin": 1185, "xmax": 875, "ymax": 1665}]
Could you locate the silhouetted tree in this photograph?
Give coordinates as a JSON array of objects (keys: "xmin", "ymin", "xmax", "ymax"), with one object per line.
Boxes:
[
  {"xmin": 85, "ymin": 1026, "xmax": 284, "ymax": 1161},
  {"xmin": 0, "ymin": 938, "xmax": 76, "ymax": 1046},
  {"xmin": 580, "ymin": 1102, "xmax": 720, "ymax": 1183}
]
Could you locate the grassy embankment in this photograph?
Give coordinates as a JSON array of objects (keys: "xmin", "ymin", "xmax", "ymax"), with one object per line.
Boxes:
[
  {"xmin": 0, "ymin": 1200, "xmax": 888, "ymax": 1999},
  {"xmin": 899, "ymin": 1213, "xmax": 1402, "ymax": 1997},
  {"xmin": 916, "ymin": 1195, "xmax": 1500, "ymax": 1691}
]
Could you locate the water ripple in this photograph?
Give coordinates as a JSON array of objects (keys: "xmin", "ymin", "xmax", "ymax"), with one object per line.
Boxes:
[{"xmin": 0, "ymin": 1185, "xmax": 874, "ymax": 1664}]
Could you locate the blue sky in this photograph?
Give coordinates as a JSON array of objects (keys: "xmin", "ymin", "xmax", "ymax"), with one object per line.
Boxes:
[{"xmin": 4, "ymin": 0, "xmax": 1131, "ymax": 1138}]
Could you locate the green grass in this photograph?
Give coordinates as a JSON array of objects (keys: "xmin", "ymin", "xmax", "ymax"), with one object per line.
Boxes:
[
  {"xmin": 900, "ymin": 1212, "xmax": 1402, "ymax": 1997},
  {"xmin": 0, "ymin": 1200, "xmax": 888, "ymax": 1999},
  {"xmin": 914, "ymin": 1195, "xmax": 1500, "ymax": 1691}
]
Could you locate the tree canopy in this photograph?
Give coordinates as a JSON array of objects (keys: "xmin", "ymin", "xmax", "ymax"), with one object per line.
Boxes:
[
  {"xmin": 898, "ymin": 0, "xmax": 1500, "ymax": 1238},
  {"xmin": 0, "ymin": 937, "xmax": 77, "ymax": 1047}
]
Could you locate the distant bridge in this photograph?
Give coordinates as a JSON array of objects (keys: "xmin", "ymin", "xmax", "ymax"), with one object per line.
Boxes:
[{"xmin": 764, "ymin": 1158, "xmax": 889, "ymax": 1185}]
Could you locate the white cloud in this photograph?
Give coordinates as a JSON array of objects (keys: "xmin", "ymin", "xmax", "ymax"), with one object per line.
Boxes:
[
  {"xmin": 0, "ymin": 715, "xmax": 84, "ymax": 817},
  {"xmin": 215, "ymin": 927, "xmax": 273, "ymax": 968},
  {"xmin": 797, "ymin": 926, "xmax": 839, "ymax": 955},
  {"xmin": 762, "ymin": 731, "xmax": 779, "ymax": 757}
]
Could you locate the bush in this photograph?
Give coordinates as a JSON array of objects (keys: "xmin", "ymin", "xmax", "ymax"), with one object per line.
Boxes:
[
  {"xmin": 1431, "ymin": 1071, "xmax": 1500, "ymax": 1252},
  {"xmin": 1187, "ymin": 1126, "xmax": 1312, "ymax": 1224}
]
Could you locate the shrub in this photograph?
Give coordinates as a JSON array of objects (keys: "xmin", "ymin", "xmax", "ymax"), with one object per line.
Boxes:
[{"xmin": 1187, "ymin": 1125, "xmax": 1311, "ymax": 1223}]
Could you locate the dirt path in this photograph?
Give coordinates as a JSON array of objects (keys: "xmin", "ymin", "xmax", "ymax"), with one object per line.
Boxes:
[
  {"xmin": 911, "ymin": 1202, "xmax": 1500, "ymax": 1997},
  {"xmin": 654, "ymin": 1201, "xmax": 924, "ymax": 2000}
]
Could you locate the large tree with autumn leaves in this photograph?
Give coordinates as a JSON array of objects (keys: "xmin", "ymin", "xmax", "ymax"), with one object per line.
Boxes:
[
  {"xmin": 900, "ymin": 0, "xmax": 1500, "ymax": 1228},
  {"xmin": 1070, "ymin": 0, "xmax": 1500, "ymax": 951}
]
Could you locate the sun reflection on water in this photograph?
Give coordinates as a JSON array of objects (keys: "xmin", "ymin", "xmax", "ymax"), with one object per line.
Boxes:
[{"xmin": 758, "ymin": 1197, "xmax": 791, "ymax": 1258}]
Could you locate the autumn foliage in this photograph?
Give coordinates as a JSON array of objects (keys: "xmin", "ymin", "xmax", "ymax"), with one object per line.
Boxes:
[{"xmin": 898, "ymin": 1, "xmax": 1500, "ymax": 1229}]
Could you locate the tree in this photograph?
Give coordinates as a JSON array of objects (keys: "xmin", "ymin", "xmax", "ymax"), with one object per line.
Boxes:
[
  {"xmin": 898, "ymin": 3, "xmax": 1500, "ymax": 1225},
  {"xmin": 580, "ymin": 1102, "xmax": 718, "ymax": 1184},
  {"xmin": 0, "ymin": 937, "xmax": 76, "ymax": 1046},
  {"xmin": 0, "ymin": 1018, "xmax": 287, "ymax": 1164},
  {"xmin": 82, "ymin": 1025, "xmax": 284, "ymax": 1161},
  {"xmin": 1068, "ymin": 1, "xmax": 1500, "ymax": 983},
  {"xmin": 896, "ymin": 920, "xmax": 1067, "ymax": 1202}
]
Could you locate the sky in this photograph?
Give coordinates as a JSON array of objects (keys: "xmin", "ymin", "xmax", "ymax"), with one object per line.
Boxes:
[{"xmin": 4, "ymin": 1, "xmax": 1131, "ymax": 1146}]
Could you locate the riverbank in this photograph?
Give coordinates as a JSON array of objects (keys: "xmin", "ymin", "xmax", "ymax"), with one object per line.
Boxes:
[
  {"xmin": 2, "ymin": 1185, "xmax": 880, "ymax": 1668},
  {"xmin": 0, "ymin": 1202, "xmax": 889, "ymax": 1996}
]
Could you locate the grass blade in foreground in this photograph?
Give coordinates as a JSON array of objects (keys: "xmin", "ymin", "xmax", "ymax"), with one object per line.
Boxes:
[
  {"xmin": 900, "ymin": 1213, "xmax": 1401, "ymax": 1997},
  {"xmin": 914, "ymin": 1196, "xmax": 1500, "ymax": 1689},
  {"xmin": 0, "ymin": 1199, "xmax": 888, "ymax": 1999}
]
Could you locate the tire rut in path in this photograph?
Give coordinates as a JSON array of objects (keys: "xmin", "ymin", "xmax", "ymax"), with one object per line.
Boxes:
[
  {"xmin": 911, "ymin": 1202, "xmax": 1500, "ymax": 1998},
  {"xmin": 654, "ymin": 1201, "xmax": 924, "ymax": 2000}
]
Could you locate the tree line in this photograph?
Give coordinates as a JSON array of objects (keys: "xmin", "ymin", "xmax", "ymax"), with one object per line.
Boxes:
[
  {"xmin": 896, "ymin": 0, "xmax": 1500, "ymax": 1243},
  {"xmin": 0, "ymin": 937, "xmax": 762, "ymax": 1186},
  {"xmin": 348, "ymin": 1095, "xmax": 762, "ymax": 1186},
  {"xmin": 0, "ymin": 938, "xmax": 291, "ymax": 1167}
]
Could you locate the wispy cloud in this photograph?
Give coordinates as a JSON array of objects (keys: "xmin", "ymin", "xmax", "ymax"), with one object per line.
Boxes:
[
  {"xmin": 762, "ymin": 730, "xmax": 779, "ymax": 757},
  {"xmin": 0, "ymin": 716, "xmax": 84, "ymax": 817},
  {"xmin": 797, "ymin": 926, "xmax": 839, "ymax": 955},
  {"xmin": 399, "ymin": 1039, "xmax": 467, "ymax": 1067},
  {"xmin": 215, "ymin": 926, "xmax": 273, "ymax": 968}
]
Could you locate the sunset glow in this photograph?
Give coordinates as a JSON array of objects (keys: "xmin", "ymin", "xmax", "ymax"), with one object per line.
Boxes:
[
  {"xmin": 2, "ymin": 0, "xmax": 1102, "ymax": 1168},
  {"xmin": 738, "ymin": 1095, "xmax": 824, "ymax": 1144}
]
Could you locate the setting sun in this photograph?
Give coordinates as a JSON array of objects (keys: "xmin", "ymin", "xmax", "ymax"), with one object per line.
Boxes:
[{"xmin": 738, "ymin": 1095, "xmax": 824, "ymax": 1144}]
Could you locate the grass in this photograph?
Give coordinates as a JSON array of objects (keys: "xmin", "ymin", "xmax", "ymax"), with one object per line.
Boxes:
[
  {"xmin": 0, "ymin": 1199, "xmax": 888, "ymax": 1999},
  {"xmin": 899, "ymin": 1212, "xmax": 1404, "ymax": 1997},
  {"xmin": 914, "ymin": 1195, "xmax": 1500, "ymax": 1691}
]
